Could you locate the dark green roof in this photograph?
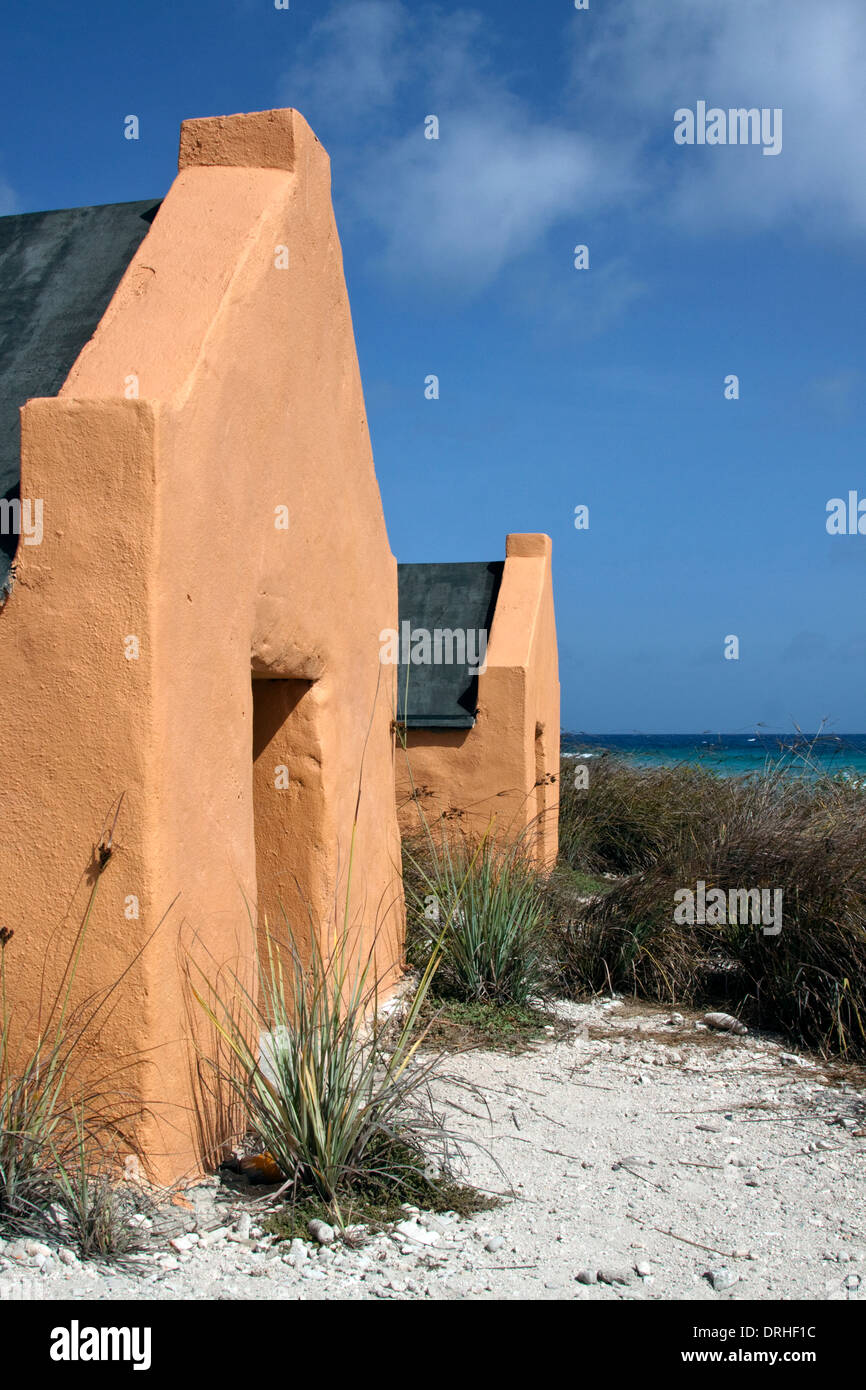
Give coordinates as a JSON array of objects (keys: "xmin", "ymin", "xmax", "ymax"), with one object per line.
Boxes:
[
  {"xmin": 396, "ymin": 560, "xmax": 503, "ymax": 729},
  {"xmin": 0, "ymin": 199, "xmax": 161, "ymax": 586}
]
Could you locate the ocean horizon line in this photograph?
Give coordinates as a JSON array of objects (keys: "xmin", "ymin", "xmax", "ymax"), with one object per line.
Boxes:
[{"xmin": 563, "ymin": 731, "xmax": 866, "ymax": 739}]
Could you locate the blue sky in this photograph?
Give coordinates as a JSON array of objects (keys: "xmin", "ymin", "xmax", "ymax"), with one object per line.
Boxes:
[{"xmin": 1, "ymin": 0, "xmax": 864, "ymax": 733}]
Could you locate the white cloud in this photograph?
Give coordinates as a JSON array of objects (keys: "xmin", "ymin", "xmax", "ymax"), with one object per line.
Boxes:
[
  {"xmin": 281, "ymin": 2, "xmax": 638, "ymax": 294},
  {"xmin": 571, "ymin": 0, "xmax": 866, "ymax": 236},
  {"xmin": 284, "ymin": 0, "xmax": 412, "ymax": 119},
  {"xmin": 361, "ymin": 109, "xmax": 635, "ymax": 289},
  {"xmin": 280, "ymin": 0, "xmax": 866, "ymax": 304}
]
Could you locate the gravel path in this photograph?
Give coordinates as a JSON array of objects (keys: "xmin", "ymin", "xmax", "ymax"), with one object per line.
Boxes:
[{"xmin": 2, "ymin": 998, "xmax": 864, "ymax": 1301}]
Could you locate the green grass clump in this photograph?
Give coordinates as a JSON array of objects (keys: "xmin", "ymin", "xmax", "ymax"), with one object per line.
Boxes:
[
  {"xmin": 48, "ymin": 1116, "xmax": 147, "ymax": 1261},
  {"xmin": 554, "ymin": 753, "xmax": 866, "ymax": 1058},
  {"xmin": 1, "ymin": 859, "xmax": 148, "ymax": 1256},
  {"xmin": 192, "ymin": 901, "xmax": 482, "ymax": 1226},
  {"xmin": 558, "ymin": 753, "xmax": 732, "ymax": 876},
  {"xmin": 0, "ymin": 913, "xmax": 91, "ymax": 1225},
  {"xmin": 560, "ymin": 868, "xmax": 615, "ymax": 897},
  {"xmin": 403, "ymin": 833, "xmax": 546, "ymax": 1006},
  {"xmin": 263, "ymin": 1137, "xmax": 496, "ymax": 1241},
  {"xmin": 412, "ymin": 996, "xmax": 561, "ymax": 1053}
]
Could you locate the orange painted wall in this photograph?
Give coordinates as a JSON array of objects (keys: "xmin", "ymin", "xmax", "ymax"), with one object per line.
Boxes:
[
  {"xmin": 0, "ymin": 110, "xmax": 405, "ymax": 1185},
  {"xmin": 396, "ymin": 534, "xmax": 560, "ymax": 866}
]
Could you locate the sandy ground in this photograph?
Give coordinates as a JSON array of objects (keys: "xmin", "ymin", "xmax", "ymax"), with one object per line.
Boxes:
[{"xmin": 1, "ymin": 997, "xmax": 864, "ymax": 1302}]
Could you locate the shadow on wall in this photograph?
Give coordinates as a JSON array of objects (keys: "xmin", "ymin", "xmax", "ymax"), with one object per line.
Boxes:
[{"xmin": 252, "ymin": 676, "xmax": 324, "ymax": 969}]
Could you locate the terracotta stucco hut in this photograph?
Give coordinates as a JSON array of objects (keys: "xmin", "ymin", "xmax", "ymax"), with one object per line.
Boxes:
[
  {"xmin": 394, "ymin": 533, "xmax": 560, "ymax": 866},
  {"xmin": 0, "ymin": 109, "xmax": 404, "ymax": 1184}
]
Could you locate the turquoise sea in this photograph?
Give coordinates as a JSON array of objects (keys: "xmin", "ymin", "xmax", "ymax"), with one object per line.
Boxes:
[{"xmin": 561, "ymin": 733, "xmax": 866, "ymax": 781}]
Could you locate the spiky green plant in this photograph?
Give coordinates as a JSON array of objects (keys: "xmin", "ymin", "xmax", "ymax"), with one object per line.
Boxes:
[
  {"xmin": 0, "ymin": 877, "xmax": 105, "ymax": 1223},
  {"xmin": 404, "ymin": 832, "xmax": 547, "ymax": 1006},
  {"xmin": 0, "ymin": 817, "xmax": 168, "ymax": 1241},
  {"xmin": 191, "ymin": 907, "xmax": 450, "ymax": 1215},
  {"xmin": 47, "ymin": 1107, "xmax": 144, "ymax": 1260}
]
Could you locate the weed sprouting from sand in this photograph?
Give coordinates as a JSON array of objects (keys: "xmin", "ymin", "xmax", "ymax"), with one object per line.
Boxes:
[{"xmin": 1, "ymin": 810, "xmax": 171, "ymax": 1254}]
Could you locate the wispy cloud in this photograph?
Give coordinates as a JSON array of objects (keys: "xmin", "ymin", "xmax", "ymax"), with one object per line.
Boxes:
[
  {"xmin": 512, "ymin": 252, "xmax": 649, "ymax": 346},
  {"xmin": 281, "ymin": 2, "xmax": 637, "ymax": 296},
  {"xmin": 360, "ymin": 111, "xmax": 634, "ymax": 290},
  {"xmin": 0, "ymin": 177, "xmax": 19, "ymax": 216},
  {"xmin": 285, "ymin": 0, "xmax": 412, "ymax": 119},
  {"xmin": 807, "ymin": 369, "xmax": 865, "ymax": 420},
  {"xmin": 571, "ymin": 0, "xmax": 866, "ymax": 236},
  {"xmin": 280, "ymin": 0, "xmax": 866, "ymax": 306}
]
